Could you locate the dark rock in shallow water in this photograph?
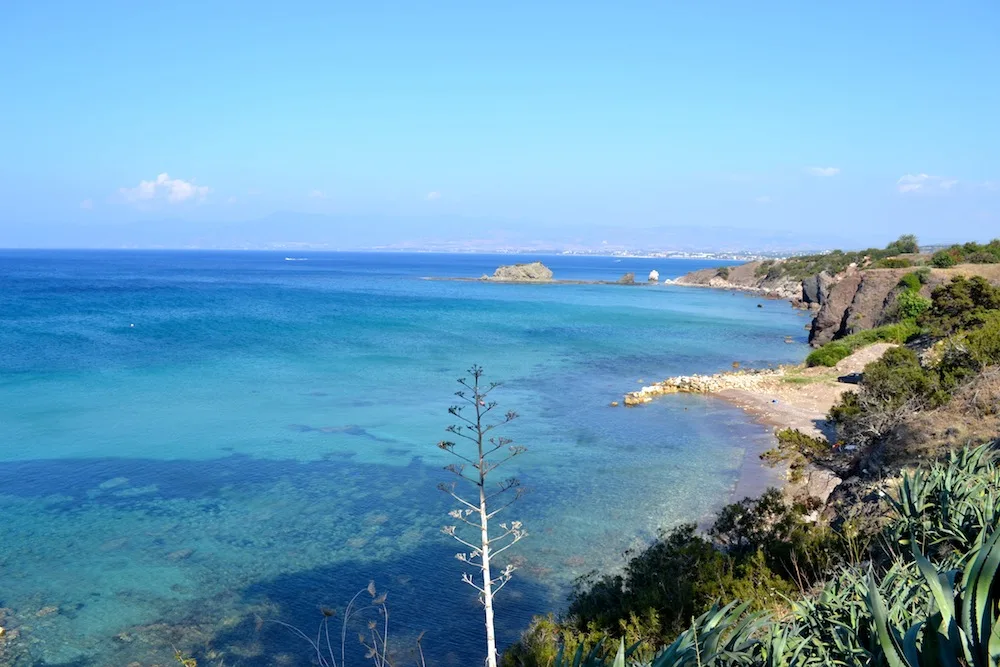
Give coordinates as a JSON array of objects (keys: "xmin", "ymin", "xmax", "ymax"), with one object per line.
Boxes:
[
  {"xmin": 617, "ymin": 272, "xmax": 635, "ymax": 285},
  {"xmin": 484, "ymin": 262, "xmax": 553, "ymax": 282}
]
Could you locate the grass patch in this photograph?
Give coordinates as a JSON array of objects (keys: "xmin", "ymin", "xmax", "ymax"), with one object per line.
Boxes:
[
  {"xmin": 806, "ymin": 320, "xmax": 921, "ymax": 367},
  {"xmin": 781, "ymin": 375, "xmax": 825, "ymax": 385}
]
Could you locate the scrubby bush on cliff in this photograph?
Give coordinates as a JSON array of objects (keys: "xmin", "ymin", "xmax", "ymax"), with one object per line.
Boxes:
[
  {"xmin": 931, "ymin": 240, "xmax": 1000, "ymax": 268},
  {"xmin": 754, "ymin": 235, "xmax": 921, "ymax": 282},
  {"xmin": 829, "ymin": 346, "xmax": 943, "ymax": 445},
  {"xmin": 920, "ymin": 275, "xmax": 1000, "ymax": 336},
  {"xmin": 760, "ymin": 428, "xmax": 832, "ymax": 481},
  {"xmin": 873, "ymin": 257, "xmax": 912, "ymax": 269},
  {"xmin": 893, "ymin": 287, "xmax": 932, "ymax": 320},
  {"xmin": 898, "ymin": 272, "xmax": 922, "ymax": 292},
  {"xmin": 932, "ymin": 248, "xmax": 960, "ymax": 267}
]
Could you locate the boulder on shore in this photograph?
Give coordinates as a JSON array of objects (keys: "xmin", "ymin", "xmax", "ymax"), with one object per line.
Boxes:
[
  {"xmin": 484, "ymin": 262, "xmax": 554, "ymax": 282},
  {"xmin": 618, "ymin": 272, "xmax": 635, "ymax": 285}
]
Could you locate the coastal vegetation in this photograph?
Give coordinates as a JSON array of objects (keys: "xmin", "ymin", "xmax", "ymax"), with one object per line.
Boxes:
[
  {"xmin": 499, "ymin": 239, "xmax": 1000, "ymax": 666},
  {"xmin": 504, "ymin": 445, "xmax": 1000, "ymax": 666},
  {"xmin": 931, "ymin": 240, "xmax": 1000, "ymax": 268},
  {"xmin": 753, "ymin": 234, "xmax": 920, "ymax": 281},
  {"xmin": 826, "ymin": 276, "xmax": 1000, "ymax": 452}
]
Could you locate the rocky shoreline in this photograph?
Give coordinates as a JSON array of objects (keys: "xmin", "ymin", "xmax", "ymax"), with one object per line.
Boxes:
[
  {"xmin": 623, "ymin": 369, "xmax": 785, "ymax": 406},
  {"xmin": 616, "ymin": 352, "xmax": 886, "ymax": 508}
]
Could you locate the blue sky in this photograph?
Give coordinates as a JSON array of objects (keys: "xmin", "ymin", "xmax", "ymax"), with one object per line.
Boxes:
[{"xmin": 1, "ymin": 1, "xmax": 998, "ymax": 249}]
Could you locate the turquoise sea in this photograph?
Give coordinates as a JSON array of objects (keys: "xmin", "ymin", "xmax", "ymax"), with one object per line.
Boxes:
[{"xmin": 0, "ymin": 251, "xmax": 811, "ymax": 666}]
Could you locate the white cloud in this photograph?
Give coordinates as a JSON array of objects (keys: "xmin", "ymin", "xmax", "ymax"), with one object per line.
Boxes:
[
  {"xmin": 79, "ymin": 199, "xmax": 93, "ymax": 209},
  {"xmin": 755, "ymin": 195, "xmax": 772, "ymax": 204},
  {"xmin": 975, "ymin": 181, "xmax": 999, "ymax": 192},
  {"xmin": 425, "ymin": 191, "xmax": 441, "ymax": 200},
  {"xmin": 120, "ymin": 173, "xmax": 210, "ymax": 204},
  {"xmin": 308, "ymin": 190, "xmax": 327, "ymax": 199},
  {"xmin": 897, "ymin": 173, "xmax": 958, "ymax": 194},
  {"xmin": 806, "ymin": 166, "xmax": 840, "ymax": 177}
]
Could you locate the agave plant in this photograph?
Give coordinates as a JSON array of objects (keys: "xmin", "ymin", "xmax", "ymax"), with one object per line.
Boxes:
[
  {"xmin": 544, "ymin": 444, "xmax": 1000, "ymax": 667},
  {"xmin": 868, "ymin": 527, "xmax": 1000, "ymax": 667},
  {"xmin": 885, "ymin": 444, "xmax": 1000, "ymax": 555}
]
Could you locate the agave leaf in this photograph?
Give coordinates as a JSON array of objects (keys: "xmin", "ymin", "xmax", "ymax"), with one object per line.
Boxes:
[
  {"xmin": 866, "ymin": 571, "xmax": 913, "ymax": 667},
  {"xmin": 961, "ymin": 527, "xmax": 1000, "ymax": 666},
  {"xmin": 611, "ymin": 639, "xmax": 625, "ymax": 667},
  {"xmin": 911, "ymin": 539, "xmax": 956, "ymax": 627}
]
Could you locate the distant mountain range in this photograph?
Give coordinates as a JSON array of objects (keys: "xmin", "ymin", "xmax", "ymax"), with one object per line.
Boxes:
[{"xmin": 2, "ymin": 211, "xmax": 861, "ymax": 254}]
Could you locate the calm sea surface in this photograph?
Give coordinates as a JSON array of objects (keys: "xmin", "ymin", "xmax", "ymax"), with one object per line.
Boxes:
[{"xmin": 0, "ymin": 251, "xmax": 810, "ymax": 665}]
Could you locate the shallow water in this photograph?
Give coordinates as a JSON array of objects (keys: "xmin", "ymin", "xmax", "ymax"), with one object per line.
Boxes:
[{"xmin": 0, "ymin": 251, "xmax": 809, "ymax": 665}]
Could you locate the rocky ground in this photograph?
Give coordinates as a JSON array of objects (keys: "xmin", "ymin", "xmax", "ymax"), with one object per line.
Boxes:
[
  {"xmin": 482, "ymin": 261, "xmax": 553, "ymax": 282},
  {"xmin": 668, "ymin": 261, "xmax": 802, "ymax": 301}
]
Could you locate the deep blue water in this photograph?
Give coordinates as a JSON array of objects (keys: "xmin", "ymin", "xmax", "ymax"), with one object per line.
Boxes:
[{"xmin": 0, "ymin": 251, "xmax": 811, "ymax": 665}]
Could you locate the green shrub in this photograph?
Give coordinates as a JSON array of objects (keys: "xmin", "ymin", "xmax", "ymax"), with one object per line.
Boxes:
[
  {"xmin": 829, "ymin": 346, "xmax": 942, "ymax": 444},
  {"xmin": 894, "ymin": 288, "xmax": 931, "ymax": 320},
  {"xmin": 966, "ymin": 250, "xmax": 997, "ymax": 263},
  {"xmin": 898, "ymin": 272, "xmax": 922, "ymax": 292},
  {"xmin": 805, "ymin": 343, "xmax": 851, "ymax": 367},
  {"xmin": 885, "ymin": 233, "xmax": 920, "ymax": 255},
  {"xmin": 932, "ymin": 249, "xmax": 959, "ymax": 268},
  {"xmin": 806, "ymin": 320, "xmax": 921, "ymax": 367},
  {"xmin": 512, "ymin": 446, "xmax": 1000, "ymax": 667},
  {"xmin": 715, "ymin": 266, "xmax": 730, "ymax": 279},
  {"xmin": 914, "ymin": 266, "xmax": 932, "ymax": 284},
  {"xmin": 874, "ymin": 257, "xmax": 912, "ymax": 269},
  {"xmin": 962, "ymin": 311, "xmax": 1000, "ymax": 366},
  {"xmin": 930, "ymin": 241, "xmax": 1000, "ymax": 268},
  {"xmin": 921, "ymin": 275, "xmax": 1000, "ymax": 336}
]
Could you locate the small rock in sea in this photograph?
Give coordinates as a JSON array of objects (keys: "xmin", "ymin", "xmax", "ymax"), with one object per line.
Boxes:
[
  {"xmin": 35, "ymin": 606, "xmax": 59, "ymax": 618},
  {"xmin": 757, "ymin": 304, "xmax": 763, "ymax": 308},
  {"xmin": 609, "ymin": 401, "xmax": 619, "ymax": 407}
]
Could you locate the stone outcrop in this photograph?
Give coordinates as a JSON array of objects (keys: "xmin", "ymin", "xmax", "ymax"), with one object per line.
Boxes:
[
  {"xmin": 808, "ymin": 268, "xmax": 943, "ymax": 345},
  {"xmin": 801, "ymin": 271, "xmax": 835, "ymax": 307},
  {"xmin": 672, "ymin": 261, "xmax": 802, "ymax": 301},
  {"xmin": 794, "ymin": 465, "xmax": 842, "ymax": 506},
  {"xmin": 484, "ymin": 262, "xmax": 553, "ymax": 282},
  {"xmin": 618, "ymin": 272, "xmax": 635, "ymax": 285},
  {"xmin": 624, "ymin": 369, "xmax": 783, "ymax": 406},
  {"xmin": 808, "ymin": 268, "xmax": 863, "ymax": 346},
  {"xmin": 676, "ymin": 259, "xmax": 1000, "ymax": 348}
]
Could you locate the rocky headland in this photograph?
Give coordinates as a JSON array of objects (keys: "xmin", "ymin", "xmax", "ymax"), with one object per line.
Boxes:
[
  {"xmin": 483, "ymin": 261, "xmax": 554, "ymax": 282},
  {"xmin": 673, "ymin": 258, "xmax": 1000, "ymax": 348}
]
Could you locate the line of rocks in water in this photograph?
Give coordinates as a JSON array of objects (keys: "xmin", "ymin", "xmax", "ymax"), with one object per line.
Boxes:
[{"xmin": 623, "ymin": 369, "xmax": 784, "ymax": 406}]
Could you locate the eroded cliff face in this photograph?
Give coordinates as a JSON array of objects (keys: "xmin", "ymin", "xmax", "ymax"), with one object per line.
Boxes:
[
  {"xmin": 675, "ymin": 262, "xmax": 1000, "ymax": 347},
  {"xmin": 807, "ymin": 269, "xmax": 958, "ymax": 345}
]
